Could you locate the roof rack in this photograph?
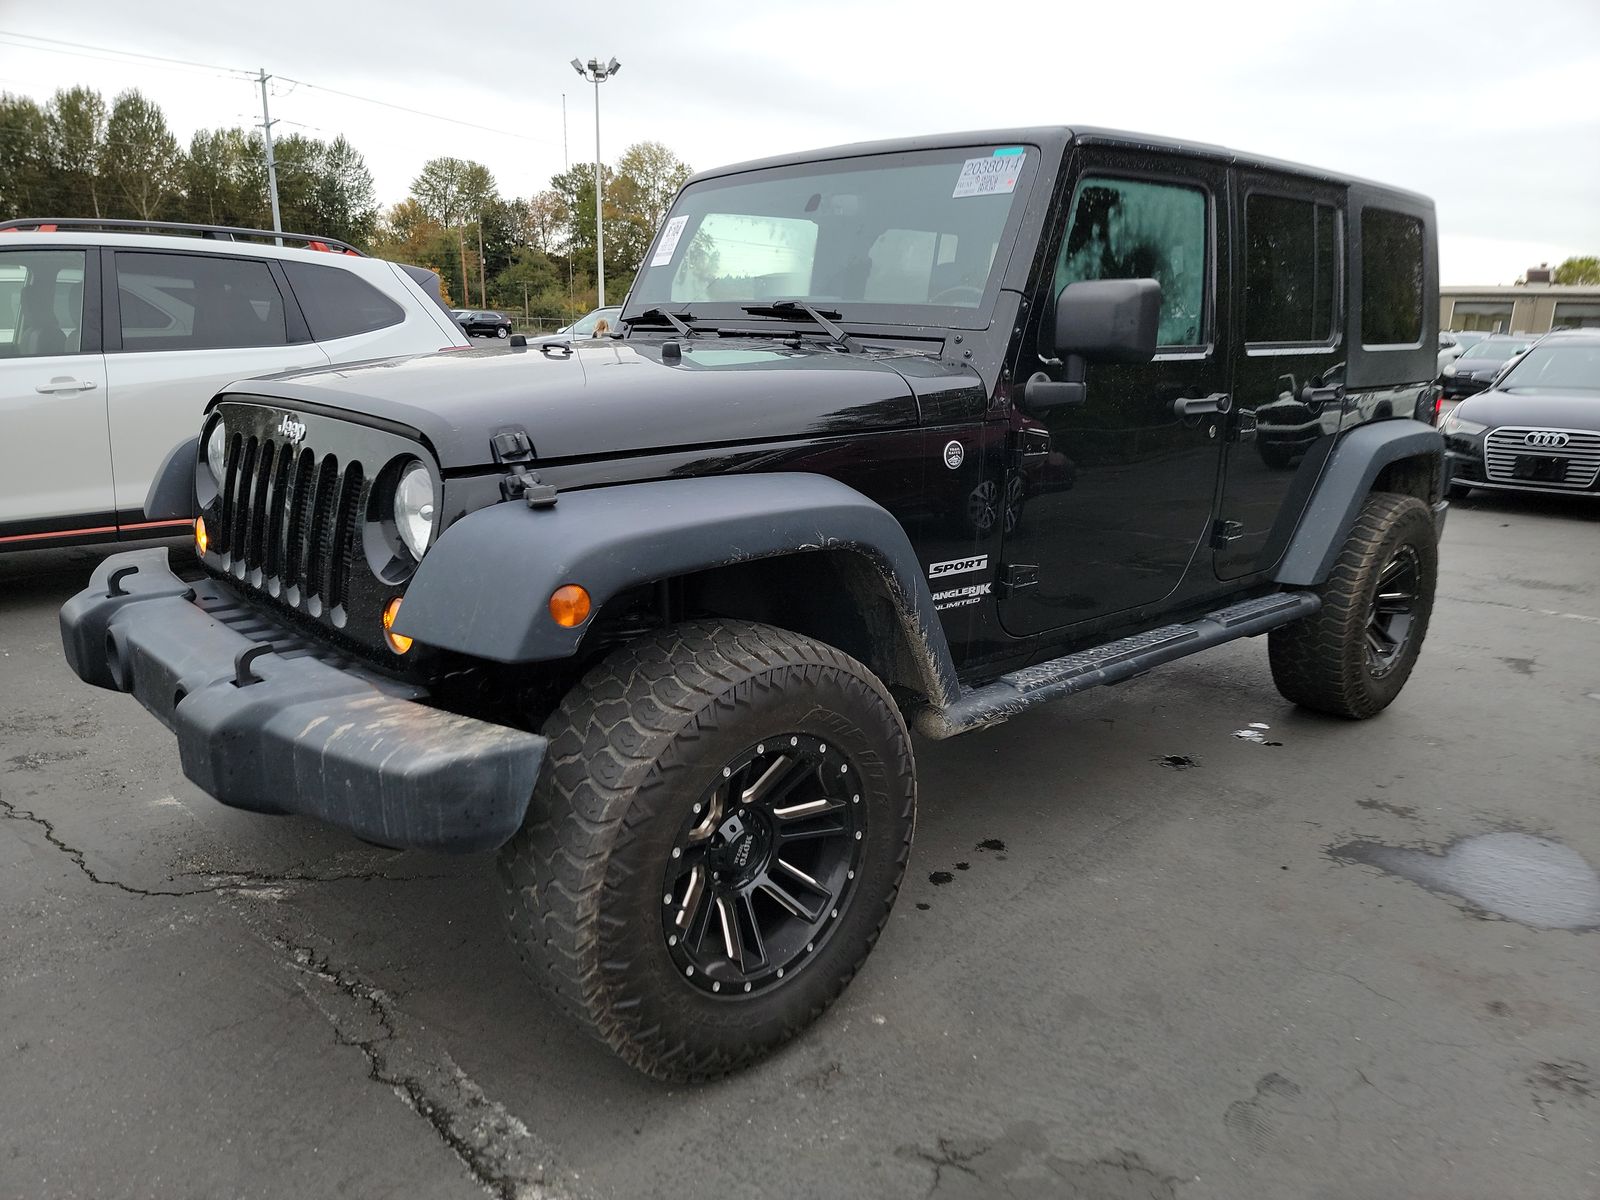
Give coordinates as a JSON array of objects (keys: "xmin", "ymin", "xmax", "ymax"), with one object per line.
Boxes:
[{"xmin": 0, "ymin": 218, "xmax": 366, "ymax": 256}]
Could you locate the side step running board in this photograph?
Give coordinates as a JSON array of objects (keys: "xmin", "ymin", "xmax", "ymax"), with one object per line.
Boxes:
[{"xmin": 915, "ymin": 592, "xmax": 1321, "ymax": 739}]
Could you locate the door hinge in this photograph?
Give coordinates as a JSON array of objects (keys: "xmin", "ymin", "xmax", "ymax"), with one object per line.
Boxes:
[
  {"xmin": 1210, "ymin": 519, "xmax": 1244, "ymax": 548},
  {"xmin": 1006, "ymin": 427, "xmax": 1051, "ymax": 468},
  {"xmin": 1002, "ymin": 563, "xmax": 1039, "ymax": 594}
]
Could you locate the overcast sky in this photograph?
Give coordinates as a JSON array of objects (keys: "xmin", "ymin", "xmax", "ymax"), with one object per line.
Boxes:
[{"xmin": 2, "ymin": 0, "xmax": 1596, "ymax": 285}]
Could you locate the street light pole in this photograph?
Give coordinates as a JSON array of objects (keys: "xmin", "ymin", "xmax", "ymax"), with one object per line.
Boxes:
[{"xmin": 570, "ymin": 56, "xmax": 620, "ymax": 307}]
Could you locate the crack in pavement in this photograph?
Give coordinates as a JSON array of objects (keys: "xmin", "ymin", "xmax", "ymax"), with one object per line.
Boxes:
[
  {"xmin": 5, "ymin": 786, "xmax": 582, "ymax": 1198},
  {"xmin": 245, "ymin": 916, "xmax": 584, "ymax": 1200},
  {"xmin": 0, "ymin": 793, "xmax": 444, "ymax": 896}
]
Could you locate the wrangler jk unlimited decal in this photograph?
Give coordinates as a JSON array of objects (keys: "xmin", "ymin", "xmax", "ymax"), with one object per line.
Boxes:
[{"xmin": 933, "ymin": 582, "xmax": 992, "ymax": 611}]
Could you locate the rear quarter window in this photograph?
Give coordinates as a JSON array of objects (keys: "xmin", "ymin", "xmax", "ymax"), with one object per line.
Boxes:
[
  {"xmin": 283, "ymin": 261, "xmax": 406, "ymax": 341},
  {"xmin": 1361, "ymin": 208, "xmax": 1425, "ymax": 347}
]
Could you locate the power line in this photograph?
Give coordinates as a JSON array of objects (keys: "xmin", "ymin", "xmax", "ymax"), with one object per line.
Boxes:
[
  {"xmin": 273, "ymin": 75, "xmax": 554, "ymax": 144},
  {"xmin": 1, "ymin": 29, "xmax": 557, "ymax": 145},
  {"xmin": 0, "ymin": 31, "xmax": 250, "ymax": 79}
]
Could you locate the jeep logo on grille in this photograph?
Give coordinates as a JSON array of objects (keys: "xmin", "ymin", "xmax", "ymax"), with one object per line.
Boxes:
[
  {"xmin": 277, "ymin": 415, "xmax": 307, "ymax": 445},
  {"xmin": 1524, "ymin": 431, "xmax": 1569, "ymax": 449}
]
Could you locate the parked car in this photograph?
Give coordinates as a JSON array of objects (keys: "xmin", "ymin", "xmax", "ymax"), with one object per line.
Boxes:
[
  {"xmin": 0, "ymin": 218, "xmax": 469, "ymax": 551},
  {"xmin": 529, "ymin": 305, "xmax": 622, "ymax": 348},
  {"xmin": 455, "ymin": 309, "xmax": 515, "ymax": 338},
  {"xmin": 1437, "ymin": 329, "xmax": 1488, "ymax": 374},
  {"xmin": 1442, "ymin": 329, "xmax": 1600, "ymax": 498},
  {"xmin": 60, "ymin": 127, "xmax": 1444, "ymax": 1081},
  {"xmin": 1439, "ymin": 334, "xmax": 1532, "ymax": 405}
]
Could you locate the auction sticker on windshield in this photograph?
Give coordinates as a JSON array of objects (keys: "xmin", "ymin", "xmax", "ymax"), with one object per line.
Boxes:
[
  {"xmin": 651, "ymin": 215, "xmax": 689, "ymax": 267},
  {"xmin": 952, "ymin": 148, "xmax": 1024, "ymax": 198}
]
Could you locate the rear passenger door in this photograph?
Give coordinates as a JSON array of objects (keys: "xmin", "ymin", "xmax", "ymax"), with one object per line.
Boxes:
[
  {"xmin": 1215, "ymin": 173, "xmax": 1346, "ymax": 579},
  {"xmin": 104, "ymin": 250, "xmax": 330, "ymax": 523},
  {"xmin": 0, "ymin": 245, "xmax": 112, "ymax": 539}
]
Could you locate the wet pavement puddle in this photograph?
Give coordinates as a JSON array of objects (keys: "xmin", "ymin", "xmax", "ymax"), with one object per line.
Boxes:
[{"xmin": 1331, "ymin": 832, "xmax": 1600, "ymax": 930}]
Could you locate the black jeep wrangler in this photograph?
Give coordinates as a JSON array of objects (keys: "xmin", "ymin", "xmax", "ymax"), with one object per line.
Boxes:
[{"xmin": 61, "ymin": 127, "xmax": 1445, "ymax": 1080}]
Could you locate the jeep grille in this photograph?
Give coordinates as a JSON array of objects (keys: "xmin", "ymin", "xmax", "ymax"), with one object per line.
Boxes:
[{"xmin": 213, "ymin": 433, "xmax": 363, "ymax": 610}]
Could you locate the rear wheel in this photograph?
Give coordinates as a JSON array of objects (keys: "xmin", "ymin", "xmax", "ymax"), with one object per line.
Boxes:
[
  {"xmin": 499, "ymin": 620, "xmax": 915, "ymax": 1080},
  {"xmin": 1269, "ymin": 492, "xmax": 1437, "ymax": 718},
  {"xmin": 496, "ymin": 326, "xmax": 509, "ymax": 338}
]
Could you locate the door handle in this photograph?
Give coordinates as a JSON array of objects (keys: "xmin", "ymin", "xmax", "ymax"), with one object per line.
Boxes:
[
  {"xmin": 36, "ymin": 377, "xmax": 98, "ymax": 394},
  {"xmin": 1173, "ymin": 393, "xmax": 1230, "ymax": 417}
]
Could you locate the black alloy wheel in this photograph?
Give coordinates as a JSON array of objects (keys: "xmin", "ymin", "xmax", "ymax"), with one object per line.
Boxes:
[
  {"xmin": 1366, "ymin": 545, "xmax": 1419, "ymax": 678},
  {"xmin": 663, "ymin": 735, "xmax": 864, "ymax": 995}
]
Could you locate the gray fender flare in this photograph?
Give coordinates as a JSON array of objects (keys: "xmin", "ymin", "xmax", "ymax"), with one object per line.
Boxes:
[
  {"xmin": 395, "ymin": 472, "xmax": 961, "ymax": 707},
  {"xmin": 1275, "ymin": 419, "xmax": 1444, "ymax": 586},
  {"xmin": 144, "ymin": 436, "xmax": 200, "ymax": 522}
]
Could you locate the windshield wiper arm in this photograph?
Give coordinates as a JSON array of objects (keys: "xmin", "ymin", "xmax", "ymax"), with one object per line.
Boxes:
[
  {"xmin": 622, "ymin": 307, "xmax": 698, "ymax": 337},
  {"xmin": 740, "ymin": 300, "xmax": 861, "ymax": 353}
]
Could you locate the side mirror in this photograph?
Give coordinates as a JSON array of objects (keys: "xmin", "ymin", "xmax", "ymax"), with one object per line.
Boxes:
[
  {"xmin": 1024, "ymin": 278, "xmax": 1163, "ymax": 413},
  {"xmin": 1053, "ymin": 278, "xmax": 1162, "ymax": 363}
]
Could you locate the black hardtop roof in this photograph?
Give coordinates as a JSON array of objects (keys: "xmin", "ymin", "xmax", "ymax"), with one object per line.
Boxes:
[{"xmin": 685, "ymin": 126, "xmax": 1431, "ymax": 208}]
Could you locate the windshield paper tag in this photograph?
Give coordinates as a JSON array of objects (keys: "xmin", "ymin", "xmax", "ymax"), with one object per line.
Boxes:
[
  {"xmin": 651, "ymin": 215, "xmax": 689, "ymax": 267},
  {"xmin": 952, "ymin": 152, "xmax": 1022, "ymax": 199}
]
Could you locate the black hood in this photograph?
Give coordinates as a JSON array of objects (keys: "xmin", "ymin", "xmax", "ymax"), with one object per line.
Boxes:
[
  {"xmin": 1453, "ymin": 387, "xmax": 1600, "ymax": 429},
  {"xmin": 221, "ymin": 339, "xmax": 976, "ymax": 470}
]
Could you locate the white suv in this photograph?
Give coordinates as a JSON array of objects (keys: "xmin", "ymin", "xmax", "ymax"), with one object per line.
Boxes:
[{"xmin": 0, "ymin": 219, "xmax": 470, "ymax": 550}]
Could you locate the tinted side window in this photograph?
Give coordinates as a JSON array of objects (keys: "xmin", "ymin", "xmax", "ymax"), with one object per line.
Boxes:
[
  {"xmin": 1244, "ymin": 195, "xmax": 1339, "ymax": 343},
  {"xmin": 1361, "ymin": 209, "xmax": 1424, "ymax": 346},
  {"xmin": 116, "ymin": 253, "xmax": 288, "ymax": 351},
  {"xmin": 282, "ymin": 261, "xmax": 406, "ymax": 341},
  {"xmin": 0, "ymin": 248, "xmax": 86, "ymax": 358},
  {"xmin": 1053, "ymin": 177, "xmax": 1207, "ymax": 347}
]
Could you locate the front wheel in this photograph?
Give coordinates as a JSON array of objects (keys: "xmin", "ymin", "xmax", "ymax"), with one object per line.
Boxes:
[
  {"xmin": 499, "ymin": 620, "xmax": 915, "ymax": 1080},
  {"xmin": 1268, "ymin": 492, "xmax": 1438, "ymax": 718}
]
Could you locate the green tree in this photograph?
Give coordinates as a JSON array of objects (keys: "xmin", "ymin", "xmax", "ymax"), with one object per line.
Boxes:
[
  {"xmin": 47, "ymin": 86, "xmax": 107, "ymax": 218},
  {"xmin": 102, "ymin": 90, "xmax": 181, "ymax": 219},
  {"xmin": 184, "ymin": 127, "xmax": 263, "ymax": 226},
  {"xmin": 311, "ymin": 135, "xmax": 379, "ymax": 247},
  {"xmin": 410, "ymin": 156, "xmax": 498, "ymax": 300},
  {"xmin": 1553, "ymin": 256, "xmax": 1600, "ymax": 285},
  {"xmin": 0, "ymin": 94, "xmax": 53, "ymax": 219}
]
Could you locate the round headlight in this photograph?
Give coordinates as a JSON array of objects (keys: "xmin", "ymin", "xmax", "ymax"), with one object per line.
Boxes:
[
  {"xmin": 394, "ymin": 461, "xmax": 436, "ymax": 560},
  {"xmin": 205, "ymin": 422, "xmax": 227, "ymax": 485}
]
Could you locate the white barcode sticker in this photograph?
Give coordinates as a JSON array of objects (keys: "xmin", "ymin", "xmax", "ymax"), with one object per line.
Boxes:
[
  {"xmin": 951, "ymin": 153, "xmax": 1022, "ymax": 199},
  {"xmin": 651, "ymin": 215, "xmax": 689, "ymax": 266}
]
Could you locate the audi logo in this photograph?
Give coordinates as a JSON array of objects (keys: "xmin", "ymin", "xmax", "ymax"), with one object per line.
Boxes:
[{"xmin": 1523, "ymin": 431, "xmax": 1570, "ymax": 449}]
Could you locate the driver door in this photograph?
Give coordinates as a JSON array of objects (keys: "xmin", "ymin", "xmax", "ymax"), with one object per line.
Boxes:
[{"xmin": 999, "ymin": 152, "xmax": 1233, "ymax": 636}]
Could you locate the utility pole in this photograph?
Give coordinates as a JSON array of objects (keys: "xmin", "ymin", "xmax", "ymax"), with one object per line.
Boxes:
[
  {"xmin": 257, "ymin": 69, "xmax": 282, "ymax": 237},
  {"xmin": 477, "ymin": 217, "xmax": 487, "ymax": 308},
  {"xmin": 570, "ymin": 57, "xmax": 620, "ymax": 307}
]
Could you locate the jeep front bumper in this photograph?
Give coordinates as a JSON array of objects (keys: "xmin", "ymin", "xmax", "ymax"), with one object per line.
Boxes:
[{"xmin": 59, "ymin": 548, "xmax": 544, "ymax": 852}]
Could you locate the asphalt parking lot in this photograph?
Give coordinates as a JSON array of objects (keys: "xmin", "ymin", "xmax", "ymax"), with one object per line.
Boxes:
[{"xmin": 2, "ymin": 492, "xmax": 1597, "ymax": 1200}]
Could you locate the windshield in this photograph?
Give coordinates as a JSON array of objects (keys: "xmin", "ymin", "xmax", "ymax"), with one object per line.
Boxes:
[
  {"xmin": 1500, "ymin": 342, "xmax": 1600, "ymax": 390},
  {"xmin": 565, "ymin": 307, "xmax": 620, "ymax": 335},
  {"xmin": 628, "ymin": 145, "xmax": 1035, "ymax": 327},
  {"xmin": 1466, "ymin": 339, "xmax": 1530, "ymax": 363},
  {"xmin": 1451, "ymin": 331, "xmax": 1487, "ymax": 347}
]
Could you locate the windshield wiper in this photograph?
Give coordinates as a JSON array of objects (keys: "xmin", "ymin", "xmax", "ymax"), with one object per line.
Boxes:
[
  {"xmin": 622, "ymin": 307, "xmax": 698, "ymax": 337},
  {"xmin": 740, "ymin": 301, "xmax": 861, "ymax": 353}
]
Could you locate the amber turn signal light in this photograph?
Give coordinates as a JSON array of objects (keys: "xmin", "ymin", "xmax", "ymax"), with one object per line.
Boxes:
[
  {"xmin": 381, "ymin": 596, "xmax": 413, "ymax": 654},
  {"xmin": 194, "ymin": 516, "xmax": 208, "ymax": 555},
  {"xmin": 549, "ymin": 584, "xmax": 592, "ymax": 628}
]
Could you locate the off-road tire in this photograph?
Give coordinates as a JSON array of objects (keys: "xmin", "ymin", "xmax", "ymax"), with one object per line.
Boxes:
[
  {"xmin": 1268, "ymin": 492, "xmax": 1437, "ymax": 718},
  {"xmin": 498, "ymin": 620, "xmax": 915, "ymax": 1081}
]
